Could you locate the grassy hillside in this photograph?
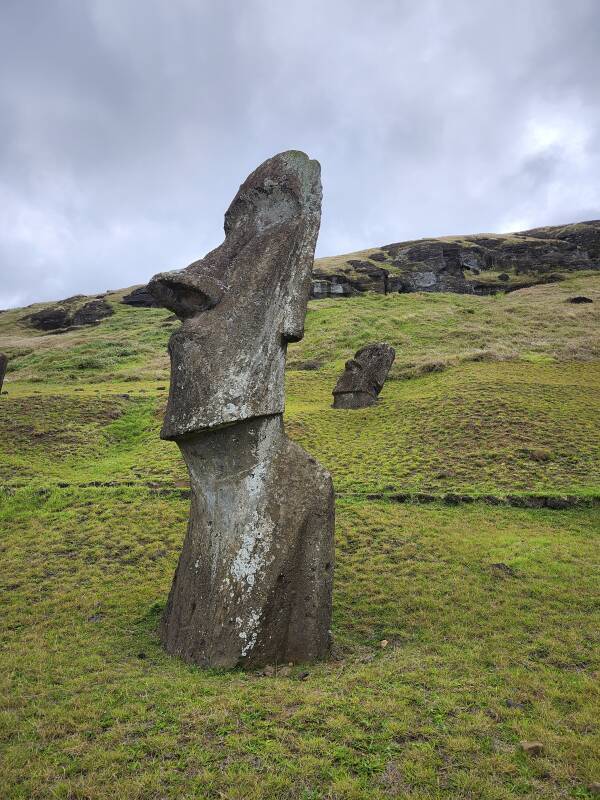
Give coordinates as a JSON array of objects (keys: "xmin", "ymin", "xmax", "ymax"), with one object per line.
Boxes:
[{"xmin": 1, "ymin": 275, "xmax": 599, "ymax": 799}]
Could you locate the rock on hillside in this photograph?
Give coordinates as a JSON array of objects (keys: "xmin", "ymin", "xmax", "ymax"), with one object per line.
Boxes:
[
  {"xmin": 26, "ymin": 296, "xmax": 114, "ymax": 331},
  {"xmin": 312, "ymin": 219, "xmax": 600, "ymax": 298}
]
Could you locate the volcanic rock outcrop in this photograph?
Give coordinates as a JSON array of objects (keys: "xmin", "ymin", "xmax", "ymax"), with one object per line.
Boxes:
[
  {"xmin": 332, "ymin": 343, "xmax": 395, "ymax": 409},
  {"xmin": 148, "ymin": 151, "xmax": 335, "ymax": 669},
  {"xmin": 71, "ymin": 299, "xmax": 114, "ymax": 326},
  {"xmin": 27, "ymin": 297, "xmax": 113, "ymax": 331},
  {"xmin": 311, "ymin": 219, "xmax": 600, "ymax": 298},
  {"xmin": 0, "ymin": 353, "xmax": 7, "ymax": 392}
]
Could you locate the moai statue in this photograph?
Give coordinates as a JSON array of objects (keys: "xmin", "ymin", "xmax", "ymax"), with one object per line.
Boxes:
[
  {"xmin": 332, "ymin": 343, "xmax": 395, "ymax": 409},
  {"xmin": 0, "ymin": 353, "xmax": 7, "ymax": 392},
  {"xmin": 149, "ymin": 151, "xmax": 334, "ymax": 669}
]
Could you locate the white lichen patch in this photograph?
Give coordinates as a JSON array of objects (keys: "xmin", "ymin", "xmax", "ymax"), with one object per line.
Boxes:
[{"xmin": 237, "ymin": 608, "xmax": 261, "ymax": 656}]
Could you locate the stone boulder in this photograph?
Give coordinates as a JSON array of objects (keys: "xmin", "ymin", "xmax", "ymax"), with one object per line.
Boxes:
[
  {"xmin": 28, "ymin": 305, "xmax": 70, "ymax": 331},
  {"xmin": 72, "ymin": 299, "xmax": 113, "ymax": 326},
  {"xmin": 27, "ymin": 297, "xmax": 113, "ymax": 331},
  {"xmin": 332, "ymin": 342, "xmax": 396, "ymax": 409}
]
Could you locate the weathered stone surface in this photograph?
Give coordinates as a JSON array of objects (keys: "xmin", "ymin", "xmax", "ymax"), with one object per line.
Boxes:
[
  {"xmin": 28, "ymin": 305, "xmax": 70, "ymax": 331},
  {"xmin": 311, "ymin": 219, "xmax": 600, "ymax": 298},
  {"xmin": 72, "ymin": 299, "xmax": 113, "ymax": 326},
  {"xmin": 149, "ymin": 150, "xmax": 334, "ymax": 669},
  {"xmin": 332, "ymin": 342, "xmax": 395, "ymax": 409},
  {"xmin": 161, "ymin": 416, "xmax": 334, "ymax": 667},
  {"xmin": 519, "ymin": 741, "xmax": 544, "ymax": 756},
  {"xmin": 122, "ymin": 285, "xmax": 161, "ymax": 307},
  {"xmin": 309, "ymin": 276, "xmax": 354, "ymax": 298},
  {"xmin": 149, "ymin": 150, "xmax": 322, "ymax": 438},
  {"xmin": 27, "ymin": 297, "xmax": 113, "ymax": 330},
  {"xmin": 0, "ymin": 353, "xmax": 7, "ymax": 392},
  {"xmin": 389, "ymin": 242, "xmax": 470, "ymax": 293},
  {"xmin": 347, "ymin": 260, "xmax": 390, "ymax": 293}
]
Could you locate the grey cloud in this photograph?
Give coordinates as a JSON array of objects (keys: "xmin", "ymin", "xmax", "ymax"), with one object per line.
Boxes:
[{"xmin": 1, "ymin": 0, "xmax": 599, "ymax": 307}]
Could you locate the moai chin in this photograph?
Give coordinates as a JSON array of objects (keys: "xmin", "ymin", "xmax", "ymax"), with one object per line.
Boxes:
[{"xmin": 149, "ymin": 151, "xmax": 335, "ymax": 668}]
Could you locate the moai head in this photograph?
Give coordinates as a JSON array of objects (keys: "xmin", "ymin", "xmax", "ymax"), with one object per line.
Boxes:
[
  {"xmin": 332, "ymin": 342, "xmax": 396, "ymax": 408},
  {"xmin": 149, "ymin": 151, "xmax": 322, "ymax": 439}
]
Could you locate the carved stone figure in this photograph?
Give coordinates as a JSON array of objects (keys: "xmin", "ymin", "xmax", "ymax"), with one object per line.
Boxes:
[
  {"xmin": 332, "ymin": 343, "xmax": 395, "ymax": 409},
  {"xmin": 149, "ymin": 151, "xmax": 334, "ymax": 668},
  {"xmin": 0, "ymin": 353, "xmax": 7, "ymax": 392}
]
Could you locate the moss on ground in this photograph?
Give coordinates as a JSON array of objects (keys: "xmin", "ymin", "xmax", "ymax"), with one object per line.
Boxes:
[{"xmin": 0, "ymin": 276, "xmax": 598, "ymax": 798}]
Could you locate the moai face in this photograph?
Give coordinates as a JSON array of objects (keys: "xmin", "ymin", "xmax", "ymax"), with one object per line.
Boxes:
[
  {"xmin": 148, "ymin": 151, "xmax": 322, "ymax": 440},
  {"xmin": 332, "ymin": 342, "xmax": 396, "ymax": 408}
]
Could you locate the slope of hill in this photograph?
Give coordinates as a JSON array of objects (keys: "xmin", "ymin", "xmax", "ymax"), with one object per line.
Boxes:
[
  {"xmin": 312, "ymin": 219, "xmax": 600, "ymax": 297},
  {"xmin": 1, "ymin": 272, "xmax": 599, "ymax": 799}
]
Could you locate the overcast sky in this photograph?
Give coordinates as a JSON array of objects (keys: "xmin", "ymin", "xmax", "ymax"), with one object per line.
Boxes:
[{"xmin": 1, "ymin": 0, "xmax": 599, "ymax": 308}]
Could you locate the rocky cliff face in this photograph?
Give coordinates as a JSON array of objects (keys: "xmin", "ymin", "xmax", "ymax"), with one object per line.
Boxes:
[{"xmin": 311, "ymin": 219, "xmax": 600, "ymax": 298}]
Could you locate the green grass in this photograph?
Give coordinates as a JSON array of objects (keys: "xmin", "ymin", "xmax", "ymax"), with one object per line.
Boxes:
[
  {"xmin": 3, "ymin": 275, "xmax": 599, "ymax": 386},
  {"xmin": 1, "ymin": 491, "xmax": 598, "ymax": 799},
  {"xmin": 0, "ymin": 275, "xmax": 599, "ymax": 798}
]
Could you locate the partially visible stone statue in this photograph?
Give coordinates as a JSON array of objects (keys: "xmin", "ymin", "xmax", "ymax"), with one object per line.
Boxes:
[
  {"xmin": 332, "ymin": 343, "xmax": 395, "ymax": 409},
  {"xmin": 0, "ymin": 353, "xmax": 7, "ymax": 392},
  {"xmin": 149, "ymin": 151, "xmax": 334, "ymax": 669}
]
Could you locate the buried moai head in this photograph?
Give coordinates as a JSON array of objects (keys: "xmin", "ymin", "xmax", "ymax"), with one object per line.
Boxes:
[
  {"xmin": 332, "ymin": 342, "xmax": 395, "ymax": 409},
  {"xmin": 148, "ymin": 151, "xmax": 321, "ymax": 439},
  {"xmin": 0, "ymin": 353, "xmax": 7, "ymax": 392}
]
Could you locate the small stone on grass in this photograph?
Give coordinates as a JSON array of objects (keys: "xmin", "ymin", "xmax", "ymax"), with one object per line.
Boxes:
[
  {"xmin": 519, "ymin": 741, "xmax": 544, "ymax": 756},
  {"xmin": 277, "ymin": 665, "xmax": 292, "ymax": 678}
]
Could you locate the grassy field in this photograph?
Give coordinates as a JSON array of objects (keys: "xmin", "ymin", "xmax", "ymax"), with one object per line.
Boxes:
[{"xmin": 1, "ymin": 275, "xmax": 599, "ymax": 798}]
